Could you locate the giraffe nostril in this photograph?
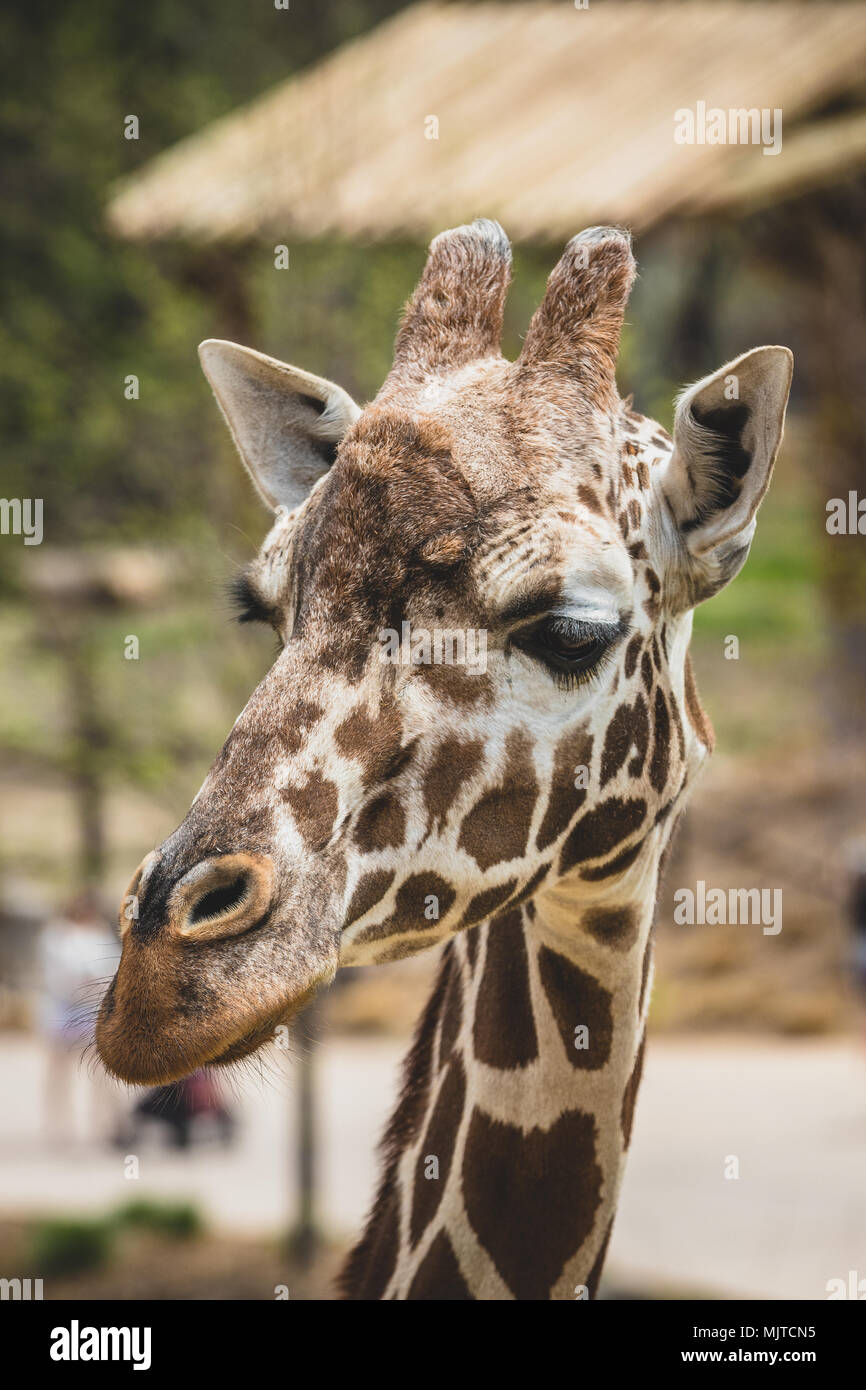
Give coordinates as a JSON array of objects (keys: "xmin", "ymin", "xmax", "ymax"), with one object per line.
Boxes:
[
  {"xmin": 189, "ymin": 874, "xmax": 249, "ymax": 924},
  {"xmin": 172, "ymin": 853, "xmax": 275, "ymax": 942}
]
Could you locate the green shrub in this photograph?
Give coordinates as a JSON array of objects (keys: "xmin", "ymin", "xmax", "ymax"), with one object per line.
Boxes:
[
  {"xmin": 113, "ymin": 1198, "xmax": 203, "ymax": 1239},
  {"xmin": 29, "ymin": 1218, "xmax": 112, "ymax": 1275}
]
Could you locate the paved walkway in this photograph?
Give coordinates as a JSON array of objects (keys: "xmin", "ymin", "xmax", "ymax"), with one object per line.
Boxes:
[
  {"xmin": 615, "ymin": 1037, "xmax": 866, "ymax": 1299},
  {"xmin": 1, "ymin": 1033, "xmax": 864, "ymax": 1298}
]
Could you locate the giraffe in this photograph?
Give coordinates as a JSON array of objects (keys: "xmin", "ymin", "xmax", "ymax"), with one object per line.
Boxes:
[{"xmin": 96, "ymin": 221, "xmax": 792, "ymax": 1300}]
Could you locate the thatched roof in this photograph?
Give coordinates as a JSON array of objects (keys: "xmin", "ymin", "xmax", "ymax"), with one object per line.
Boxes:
[{"xmin": 107, "ymin": 1, "xmax": 866, "ymax": 243}]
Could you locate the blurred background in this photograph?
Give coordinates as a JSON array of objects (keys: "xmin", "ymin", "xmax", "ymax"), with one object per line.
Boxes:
[{"xmin": 2, "ymin": 0, "xmax": 866, "ymax": 1300}]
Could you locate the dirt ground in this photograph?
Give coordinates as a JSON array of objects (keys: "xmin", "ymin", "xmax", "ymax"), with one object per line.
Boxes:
[
  {"xmin": 651, "ymin": 743, "xmax": 863, "ymax": 1034},
  {"xmin": 0, "ymin": 1219, "xmax": 342, "ymax": 1301}
]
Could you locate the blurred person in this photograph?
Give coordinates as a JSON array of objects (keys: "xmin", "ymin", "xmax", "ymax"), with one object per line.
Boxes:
[
  {"xmin": 38, "ymin": 890, "xmax": 120, "ymax": 1146},
  {"xmin": 845, "ymin": 841, "xmax": 866, "ymax": 1051},
  {"xmin": 119, "ymin": 1070, "xmax": 235, "ymax": 1151}
]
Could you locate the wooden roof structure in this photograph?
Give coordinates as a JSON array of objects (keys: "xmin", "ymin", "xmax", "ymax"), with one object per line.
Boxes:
[{"xmin": 107, "ymin": 1, "xmax": 866, "ymax": 243}]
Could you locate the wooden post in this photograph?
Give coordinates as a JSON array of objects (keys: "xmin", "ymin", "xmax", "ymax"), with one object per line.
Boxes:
[{"xmin": 291, "ymin": 995, "xmax": 322, "ymax": 1270}]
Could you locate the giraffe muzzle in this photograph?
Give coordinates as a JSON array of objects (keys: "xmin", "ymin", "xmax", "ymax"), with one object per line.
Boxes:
[{"xmin": 96, "ymin": 846, "xmax": 322, "ymax": 1083}]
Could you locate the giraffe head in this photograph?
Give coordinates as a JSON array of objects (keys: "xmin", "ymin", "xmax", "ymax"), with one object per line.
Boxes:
[{"xmin": 96, "ymin": 221, "xmax": 791, "ymax": 1084}]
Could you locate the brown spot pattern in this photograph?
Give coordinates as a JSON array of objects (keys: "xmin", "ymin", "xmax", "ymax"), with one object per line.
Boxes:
[
  {"xmin": 459, "ymin": 877, "xmax": 517, "ymax": 928},
  {"xmin": 410, "ymin": 1055, "xmax": 466, "ymax": 1247},
  {"xmin": 355, "ymin": 872, "xmax": 456, "ymax": 943},
  {"xmin": 560, "ymin": 797, "xmax": 647, "ymax": 874},
  {"xmin": 584, "ymin": 905, "xmax": 639, "ymax": 950},
  {"xmin": 464, "ymin": 925, "xmax": 481, "ymax": 972},
  {"xmin": 458, "ymin": 729, "xmax": 538, "ymax": 871},
  {"xmin": 600, "ymin": 698, "xmax": 648, "ymax": 787},
  {"xmin": 538, "ymin": 944, "xmax": 613, "ymax": 1070},
  {"xmin": 344, "ymin": 868, "xmax": 395, "ymax": 929},
  {"xmin": 437, "ymin": 952, "xmax": 464, "ymax": 1064},
  {"xmin": 473, "ymin": 910, "xmax": 538, "ymax": 1069},
  {"xmin": 334, "ymin": 694, "xmax": 406, "ymax": 788},
  {"xmin": 579, "ymin": 840, "xmax": 644, "ymax": 882},
  {"xmin": 649, "ymin": 687, "xmax": 671, "ymax": 793},
  {"xmin": 463, "ymin": 1107, "xmax": 603, "ymax": 1300},
  {"xmin": 280, "ymin": 770, "xmax": 339, "ymax": 850},
  {"xmin": 624, "ymin": 633, "xmax": 642, "ymax": 679},
  {"xmin": 577, "ymin": 484, "xmax": 602, "ymax": 513},
  {"xmin": 418, "ymin": 664, "xmax": 493, "ymax": 708},
  {"xmin": 354, "ymin": 791, "xmax": 407, "ymax": 853},
  {"xmin": 536, "ymin": 725, "xmax": 593, "ymax": 851},
  {"xmin": 406, "ymin": 1231, "xmax": 473, "ymax": 1300},
  {"xmin": 423, "ymin": 735, "xmax": 484, "ymax": 833},
  {"xmin": 640, "ymin": 650, "xmax": 653, "ymax": 692},
  {"xmin": 277, "ymin": 699, "xmax": 323, "ymax": 756}
]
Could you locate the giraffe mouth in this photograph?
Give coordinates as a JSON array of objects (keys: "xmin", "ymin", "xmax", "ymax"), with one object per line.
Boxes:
[
  {"xmin": 205, "ymin": 983, "xmax": 319, "ymax": 1069},
  {"xmin": 206, "ymin": 1022, "xmax": 287, "ymax": 1068}
]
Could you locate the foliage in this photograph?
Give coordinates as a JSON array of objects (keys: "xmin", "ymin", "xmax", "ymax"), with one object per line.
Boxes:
[
  {"xmin": 0, "ymin": 0, "xmax": 406, "ymax": 563},
  {"xmin": 29, "ymin": 1215, "xmax": 113, "ymax": 1275},
  {"xmin": 113, "ymin": 1198, "xmax": 203, "ymax": 1239},
  {"xmin": 27, "ymin": 1198, "xmax": 205, "ymax": 1273}
]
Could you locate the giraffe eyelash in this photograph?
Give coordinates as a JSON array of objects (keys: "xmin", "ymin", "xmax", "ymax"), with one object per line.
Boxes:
[
  {"xmin": 229, "ymin": 573, "xmax": 276, "ymax": 627},
  {"xmin": 548, "ymin": 644, "xmax": 618, "ymax": 692},
  {"xmin": 513, "ymin": 615, "xmax": 625, "ymax": 688}
]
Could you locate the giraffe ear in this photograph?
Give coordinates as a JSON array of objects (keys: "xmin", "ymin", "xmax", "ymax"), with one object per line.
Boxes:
[
  {"xmin": 662, "ymin": 346, "xmax": 793, "ymax": 603},
  {"xmin": 199, "ymin": 339, "xmax": 361, "ymax": 511}
]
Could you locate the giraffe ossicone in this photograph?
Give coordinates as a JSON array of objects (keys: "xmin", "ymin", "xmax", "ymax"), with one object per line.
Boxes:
[{"xmin": 96, "ymin": 219, "xmax": 792, "ymax": 1300}]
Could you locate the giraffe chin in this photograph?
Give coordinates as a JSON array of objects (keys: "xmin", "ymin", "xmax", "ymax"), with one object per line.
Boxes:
[{"xmin": 206, "ymin": 982, "xmax": 320, "ymax": 1070}]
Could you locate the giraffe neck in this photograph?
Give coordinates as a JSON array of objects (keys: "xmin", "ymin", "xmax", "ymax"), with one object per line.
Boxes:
[{"xmin": 339, "ymin": 868, "xmax": 657, "ymax": 1301}]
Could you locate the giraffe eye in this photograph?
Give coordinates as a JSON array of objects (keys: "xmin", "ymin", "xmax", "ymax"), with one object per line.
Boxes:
[
  {"xmin": 517, "ymin": 616, "xmax": 620, "ymax": 681},
  {"xmin": 540, "ymin": 619, "xmax": 605, "ymax": 666}
]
